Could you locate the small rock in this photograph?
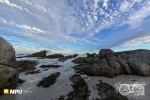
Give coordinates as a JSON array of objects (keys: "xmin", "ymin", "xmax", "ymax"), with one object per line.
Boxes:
[
  {"xmin": 40, "ymin": 65, "xmax": 61, "ymax": 68},
  {"xmin": 67, "ymin": 74, "xmax": 90, "ymax": 100},
  {"xmin": 96, "ymin": 80, "xmax": 128, "ymax": 100},
  {"xmin": 18, "ymin": 78, "xmax": 25, "ymax": 84},
  {"xmin": 37, "ymin": 72, "xmax": 60, "ymax": 88}
]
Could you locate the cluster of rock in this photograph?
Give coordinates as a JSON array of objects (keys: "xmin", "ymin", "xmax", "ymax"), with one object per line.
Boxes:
[
  {"xmin": 17, "ymin": 60, "xmax": 38, "ymax": 73},
  {"xmin": 26, "ymin": 50, "xmax": 47, "ymax": 57},
  {"xmin": 0, "ymin": 36, "xmax": 18, "ymax": 95},
  {"xmin": 57, "ymin": 74, "xmax": 128, "ymax": 100},
  {"xmin": 26, "ymin": 51, "xmax": 78, "ymax": 62},
  {"xmin": 73, "ymin": 49, "xmax": 150, "ymax": 77},
  {"xmin": 58, "ymin": 54, "xmax": 78, "ymax": 62},
  {"xmin": 37, "ymin": 72, "xmax": 60, "ymax": 88}
]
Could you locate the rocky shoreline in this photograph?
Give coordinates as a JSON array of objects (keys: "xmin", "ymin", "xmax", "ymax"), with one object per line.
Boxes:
[
  {"xmin": 0, "ymin": 36, "xmax": 150, "ymax": 100},
  {"xmin": 72, "ymin": 49, "xmax": 150, "ymax": 78}
]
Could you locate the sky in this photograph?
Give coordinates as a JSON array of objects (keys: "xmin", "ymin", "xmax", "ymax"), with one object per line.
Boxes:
[{"xmin": 0, "ymin": 0, "xmax": 150, "ymax": 54}]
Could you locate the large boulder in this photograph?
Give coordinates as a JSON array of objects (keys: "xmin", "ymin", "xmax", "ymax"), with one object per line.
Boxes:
[
  {"xmin": 108, "ymin": 60, "xmax": 123, "ymax": 76},
  {"xmin": 128, "ymin": 60, "xmax": 150, "ymax": 76},
  {"xmin": 99, "ymin": 49, "xmax": 115, "ymax": 59},
  {"xmin": 0, "ymin": 36, "xmax": 18, "ymax": 95},
  {"xmin": 86, "ymin": 63, "xmax": 115, "ymax": 78},
  {"xmin": 106, "ymin": 55, "xmax": 118, "ymax": 61},
  {"xmin": 117, "ymin": 58, "xmax": 133, "ymax": 75},
  {"xmin": 99, "ymin": 62, "xmax": 115, "ymax": 78}
]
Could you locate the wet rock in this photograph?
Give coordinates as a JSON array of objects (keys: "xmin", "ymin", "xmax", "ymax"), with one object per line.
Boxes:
[
  {"xmin": 37, "ymin": 72, "xmax": 60, "ymax": 88},
  {"xmin": 0, "ymin": 36, "xmax": 18, "ymax": 95},
  {"xmin": 96, "ymin": 80, "xmax": 128, "ymax": 100},
  {"xmin": 58, "ymin": 58, "xmax": 68, "ymax": 62},
  {"xmin": 26, "ymin": 50, "xmax": 47, "ymax": 57},
  {"xmin": 40, "ymin": 65, "xmax": 61, "ymax": 68},
  {"xmin": 67, "ymin": 74, "xmax": 90, "ymax": 100},
  {"xmin": 17, "ymin": 60, "xmax": 38, "ymax": 73},
  {"xmin": 18, "ymin": 78, "xmax": 25, "ymax": 84},
  {"xmin": 16, "ymin": 57, "xmax": 23, "ymax": 58},
  {"xmin": 37, "ymin": 57, "xmax": 45, "ymax": 59},
  {"xmin": 25, "ymin": 70, "xmax": 41, "ymax": 75}
]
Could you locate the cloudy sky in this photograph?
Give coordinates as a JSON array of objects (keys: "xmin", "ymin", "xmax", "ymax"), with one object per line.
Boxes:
[{"xmin": 0, "ymin": 0, "xmax": 150, "ymax": 54}]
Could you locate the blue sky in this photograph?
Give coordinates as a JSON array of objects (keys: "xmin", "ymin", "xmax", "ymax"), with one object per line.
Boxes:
[{"xmin": 0, "ymin": 0, "xmax": 150, "ymax": 54}]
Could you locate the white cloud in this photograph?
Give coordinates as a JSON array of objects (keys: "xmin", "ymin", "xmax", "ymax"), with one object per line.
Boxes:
[
  {"xmin": 22, "ymin": 0, "xmax": 32, "ymax": 5},
  {"xmin": 128, "ymin": 1, "xmax": 150, "ymax": 27},
  {"xmin": 103, "ymin": 0, "xmax": 108, "ymax": 9},
  {"xmin": 16, "ymin": 24, "xmax": 46, "ymax": 33},
  {"xmin": 35, "ymin": 4, "xmax": 46, "ymax": 12},
  {"xmin": 0, "ymin": 19, "xmax": 46, "ymax": 33},
  {"xmin": 0, "ymin": 17, "xmax": 7, "ymax": 23},
  {"xmin": 120, "ymin": 1, "xmax": 130, "ymax": 12},
  {"xmin": 0, "ymin": 0, "xmax": 23, "ymax": 10},
  {"xmin": 122, "ymin": 35, "xmax": 150, "ymax": 46},
  {"xmin": 0, "ymin": 0, "xmax": 150, "ymax": 52},
  {"xmin": 24, "ymin": 8, "xmax": 42, "ymax": 19}
]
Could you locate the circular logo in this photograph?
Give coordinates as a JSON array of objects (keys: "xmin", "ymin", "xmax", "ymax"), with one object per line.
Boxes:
[{"xmin": 119, "ymin": 84, "xmax": 130, "ymax": 96}]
